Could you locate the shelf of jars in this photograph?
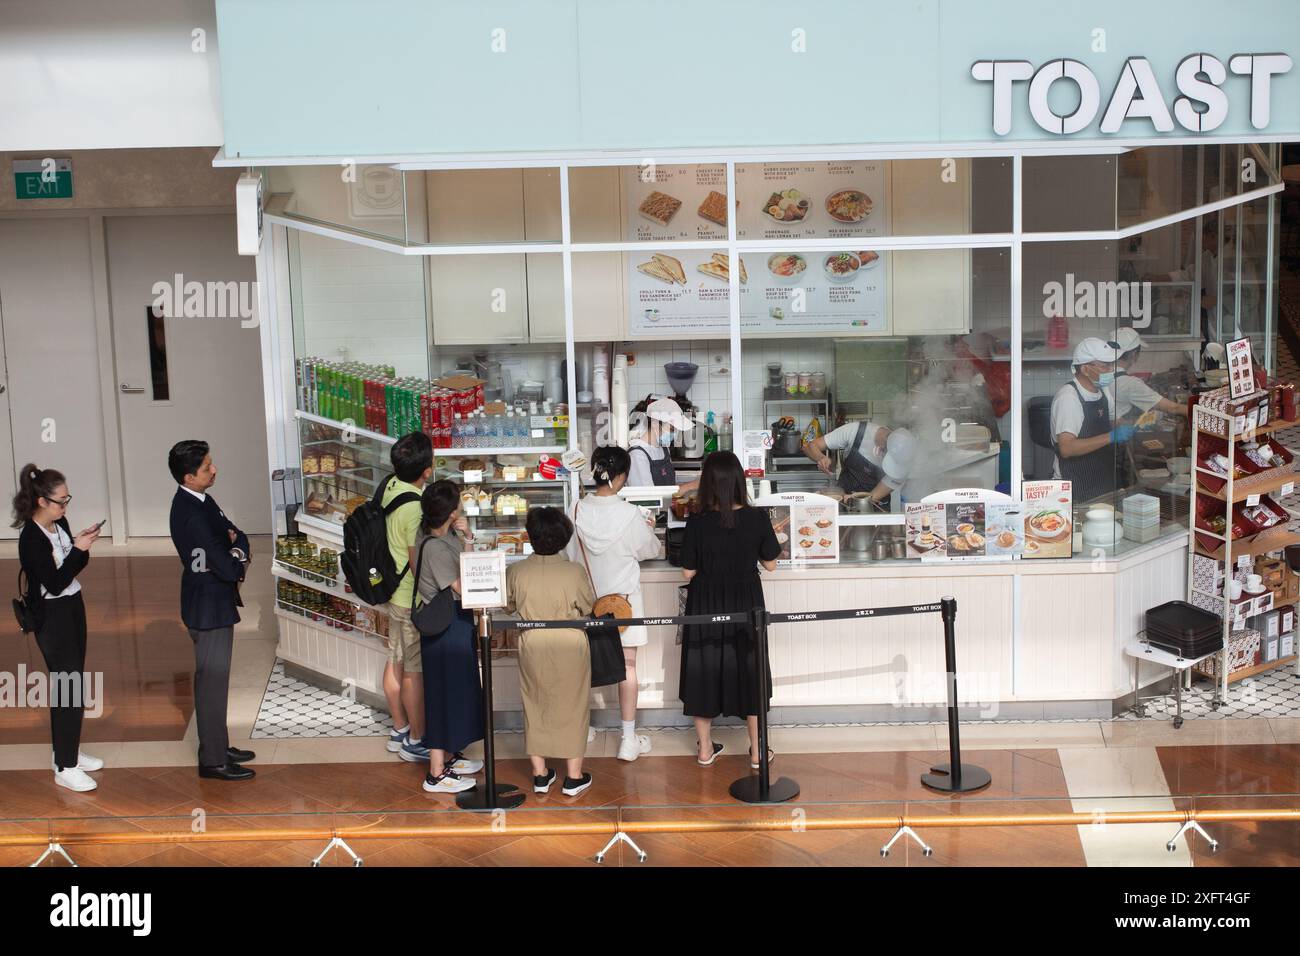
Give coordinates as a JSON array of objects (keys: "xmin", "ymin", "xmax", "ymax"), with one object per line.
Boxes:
[{"xmin": 273, "ymin": 594, "xmax": 387, "ymax": 641}]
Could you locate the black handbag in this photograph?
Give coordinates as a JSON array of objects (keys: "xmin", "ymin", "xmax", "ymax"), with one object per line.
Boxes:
[
  {"xmin": 12, "ymin": 569, "xmax": 36, "ymax": 634},
  {"xmin": 410, "ymin": 538, "xmax": 457, "ymax": 639},
  {"xmin": 587, "ymin": 614, "xmax": 626, "ymax": 687}
]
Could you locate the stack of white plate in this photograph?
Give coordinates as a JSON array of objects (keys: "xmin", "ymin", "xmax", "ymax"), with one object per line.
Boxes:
[{"xmin": 1122, "ymin": 493, "xmax": 1162, "ymax": 542}]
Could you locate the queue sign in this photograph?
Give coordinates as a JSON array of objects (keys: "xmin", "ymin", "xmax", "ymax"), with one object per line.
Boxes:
[{"xmin": 459, "ymin": 551, "xmax": 506, "ymax": 610}]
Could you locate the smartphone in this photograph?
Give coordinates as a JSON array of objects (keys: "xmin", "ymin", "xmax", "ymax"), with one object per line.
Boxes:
[{"xmin": 93, "ymin": 518, "xmax": 107, "ymax": 531}]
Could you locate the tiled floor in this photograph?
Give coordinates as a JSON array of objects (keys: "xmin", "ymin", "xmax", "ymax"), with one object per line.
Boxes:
[{"xmin": 250, "ymin": 657, "xmax": 1300, "ymax": 740}]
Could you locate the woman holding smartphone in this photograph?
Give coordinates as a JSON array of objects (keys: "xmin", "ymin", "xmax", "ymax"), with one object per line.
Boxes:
[{"xmin": 12, "ymin": 464, "xmax": 103, "ymax": 792}]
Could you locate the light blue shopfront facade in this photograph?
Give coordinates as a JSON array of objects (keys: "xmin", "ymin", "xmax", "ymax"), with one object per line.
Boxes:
[{"xmin": 215, "ymin": 0, "xmax": 1300, "ymax": 159}]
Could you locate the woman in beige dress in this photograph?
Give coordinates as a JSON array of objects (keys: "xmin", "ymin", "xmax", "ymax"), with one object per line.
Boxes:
[{"xmin": 506, "ymin": 507, "xmax": 596, "ymax": 797}]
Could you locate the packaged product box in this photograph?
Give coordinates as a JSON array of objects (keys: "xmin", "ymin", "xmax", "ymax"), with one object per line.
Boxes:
[
  {"xmin": 1282, "ymin": 633, "xmax": 1295, "ymax": 658},
  {"xmin": 1281, "ymin": 607, "xmax": 1295, "ymax": 634},
  {"xmin": 1263, "ymin": 636, "xmax": 1280, "ymax": 662},
  {"xmin": 1021, "ymin": 480, "xmax": 1072, "ymax": 558}
]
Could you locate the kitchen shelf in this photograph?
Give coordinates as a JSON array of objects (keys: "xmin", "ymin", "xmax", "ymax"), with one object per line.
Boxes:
[
  {"xmin": 272, "ymin": 561, "xmax": 372, "ymax": 607},
  {"xmin": 1193, "ymin": 417, "xmax": 1295, "ymax": 440},
  {"xmin": 274, "ymin": 604, "xmax": 384, "ymax": 642},
  {"xmin": 296, "ymin": 410, "xmax": 564, "ymax": 456},
  {"xmin": 1193, "ymin": 530, "xmax": 1300, "ymax": 560},
  {"xmin": 1193, "ymin": 654, "xmax": 1298, "ymax": 684},
  {"xmin": 296, "ymin": 410, "xmax": 396, "ymax": 445},
  {"xmin": 1195, "ymin": 468, "xmax": 1296, "ymax": 502}
]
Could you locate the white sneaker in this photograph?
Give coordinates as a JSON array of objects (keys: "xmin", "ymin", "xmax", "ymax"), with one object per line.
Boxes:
[
  {"xmin": 448, "ymin": 754, "xmax": 484, "ymax": 775},
  {"xmin": 617, "ymin": 734, "xmax": 652, "ymax": 762},
  {"xmin": 587, "ymin": 726, "xmax": 597, "ymax": 743},
  {"xmin": 422, "ymin": 769, "xmax": 476, "ymax": 794},
  {"xmin": 54, "ymin": 767, "xmax": 97, "ymax": 792},
  {"xmin": 52, "ymin": 752, "xmax": 103, "ymax": 772}
]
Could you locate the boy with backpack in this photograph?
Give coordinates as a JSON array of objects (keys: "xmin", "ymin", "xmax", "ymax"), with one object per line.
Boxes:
[{"xmin": 341, "ymin": 431, "xmax": 433, "ymax": 760}]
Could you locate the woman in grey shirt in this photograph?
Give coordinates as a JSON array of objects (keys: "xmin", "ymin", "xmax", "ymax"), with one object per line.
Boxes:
[{"xmin": 412, "ymin": 480, "xmax": 485, "ymax": 794}]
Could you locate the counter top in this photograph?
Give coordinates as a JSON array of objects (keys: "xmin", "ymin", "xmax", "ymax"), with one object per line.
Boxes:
[{"xmin": 639, "ymin": 527, "xmax": 1188, "ymax": 581}]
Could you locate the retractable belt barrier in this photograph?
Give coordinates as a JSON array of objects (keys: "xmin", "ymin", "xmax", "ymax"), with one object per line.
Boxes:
[
  {"xmin": 489, "ymin": 602, "xmax": 944, "ymax": 631},
  {"xmin": 474, "ymin": 595, "xmax": 990, "ymax": 808}
]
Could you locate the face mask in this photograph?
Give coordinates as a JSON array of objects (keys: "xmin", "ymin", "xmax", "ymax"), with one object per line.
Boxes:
[
  {"xmin": 658, "ymin": 430, "xmax": 675, "ymax": 447},
  {"xmin": 1097, "ymin": 372, "xmax": 1115, "ymax": 387}
]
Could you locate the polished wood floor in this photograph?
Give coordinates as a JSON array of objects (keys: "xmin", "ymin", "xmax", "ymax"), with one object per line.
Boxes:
[
  {"xmin": 0, "ymin": 554, "xmax": 197, "ymax": 745},
  {"xmin": 3, "ymin": 549, "xmax": 1298, "ymax": 866},
  {"xmin": 0, "ymin": 749, "xmax": 1087, "ymax": 867}
]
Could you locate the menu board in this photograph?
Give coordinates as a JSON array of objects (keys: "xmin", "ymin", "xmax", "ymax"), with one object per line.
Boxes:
[
  {"xmin": 1226, "ymin": 336, "xmax": 1255, "ymax": 399},
  {"xmin": 1021, "ymin": 480, "xmax": 1073, "ymax": 559},
  {"xmin": 734, "ymin": 161, "xmax": 888, "ymax": 240},
  {"xmin": 754, "ymin": 492, "xmax": 839, "ymax": 565},
  {"xmin": 907, "ymin": 489, "xmax": 1019, "ymax": 562},
  {"xmin": 624, "ymin": 164, "xmax": 729, "ymax": 243},
  {"xmin": 985, "ymin": 502, "xmax": 1024, "ymax": 557},
  {"xmin": 627, "ymin": 249, "xmax": 731, "ymax": 335},
  {"xmin": 905, "ymin": 503, "xmax": 946, "ymax": 557},
  {"xmin": 626, "ymin": 248, "xmax": 887, "ymax": 336},
  {"xmin": 624, "ymin": 161, "xmax": 890, "ymax": 337}
]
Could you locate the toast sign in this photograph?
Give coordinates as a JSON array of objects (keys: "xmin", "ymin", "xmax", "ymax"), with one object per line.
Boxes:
[{"xmin": 973, "ymin": 54, "xmax": 1291, "ymax": 135}]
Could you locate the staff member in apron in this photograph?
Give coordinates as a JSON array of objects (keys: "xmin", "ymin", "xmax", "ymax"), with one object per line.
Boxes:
[
  {"xmin": 1051, "ymin": 338, "xmax": 1133, "ymax": 504},
  {"xmin": 626, "ymin": 397, "xmax": 699, "ymax": 493},
  {"xmin": 1112, "ymin": 328, "xmax": 1189, "ymax": 421},
  {"xmin": 804, "ymin": 421, "xmax": 917, "ymax": 508}
]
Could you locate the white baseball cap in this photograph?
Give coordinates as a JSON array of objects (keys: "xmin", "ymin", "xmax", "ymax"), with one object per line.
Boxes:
[
  {"xmin": 1072, "ymin": 337, "xmax": 1121, "ymax": 368},
  {"xmin": 645, "ymin": 397, "xmax": 695, "ymax": 431},
  {"xmin": 882, "ymin": 429, "xmax": 917, "ymax": 479},
  {"xmin": 1114, "ymin": 327, "xmax": 1143, "ymax": 355}
]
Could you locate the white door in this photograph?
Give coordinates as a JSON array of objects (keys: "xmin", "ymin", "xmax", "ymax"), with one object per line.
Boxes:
[
  {"xmin": 0, "ymin": 295, "xmax": 17, "ymax": 540},
  {"xmin": 107, "ymin": 214, "xmax": 270, "ymax": 536},
  {"xmin": 0, "ymin": 218, "xmax": 108, "ymax": 540}
]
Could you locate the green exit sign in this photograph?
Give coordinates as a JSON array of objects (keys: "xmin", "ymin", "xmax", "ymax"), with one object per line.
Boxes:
[{"xmin": 13, "ymin": 159, "xmax": 73, "ymax": 200}]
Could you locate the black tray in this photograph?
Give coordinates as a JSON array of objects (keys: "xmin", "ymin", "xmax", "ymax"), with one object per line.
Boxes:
[
  {"xmin": 1145, "ymin": 634, "xmax": 1224, "ymax": 658},
  {"xmin": 1145, "ymin": 600, "xmax": 1223, "ymax": 640}
]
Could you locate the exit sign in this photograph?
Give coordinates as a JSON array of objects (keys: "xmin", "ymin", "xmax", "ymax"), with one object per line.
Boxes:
[{"xmin": 13, "ymin": 159, "xmax": 73, "ymax": 200}]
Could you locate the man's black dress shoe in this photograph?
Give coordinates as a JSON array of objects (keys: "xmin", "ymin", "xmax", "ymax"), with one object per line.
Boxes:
[
  {"xmin": 199, "ymin": 762, "xmax": 256, "ymax": 781},
  {"xmin": 227, "ymin": 747, "xmax": 256, "ymax": 763}
]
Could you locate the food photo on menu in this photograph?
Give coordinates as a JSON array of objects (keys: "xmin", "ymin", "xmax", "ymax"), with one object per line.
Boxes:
[
  {"xmin": 1021, "ymin": 480, "xmax": 1074, "ymax": 559},
  {"xmin": 944, "ymin": 502, "xmax": 986, "ymax": 558},
  {"xmin": 906, "ymin": 502, "xmax": 947, "ymax": 557}
]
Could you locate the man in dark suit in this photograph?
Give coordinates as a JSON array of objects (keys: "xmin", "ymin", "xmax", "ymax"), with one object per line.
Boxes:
[{"xmin": 168, "ymin": 439, "xmax": 257, "ymax": 780}]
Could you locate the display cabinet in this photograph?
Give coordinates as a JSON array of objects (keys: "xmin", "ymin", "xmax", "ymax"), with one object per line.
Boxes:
[{"xmin": 292, "ymin": 410, "xmax": 571, "ymax": 559}]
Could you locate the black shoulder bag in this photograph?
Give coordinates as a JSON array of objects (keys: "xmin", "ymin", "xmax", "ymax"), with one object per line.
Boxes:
[
  {"xmin": 411, "ymin": 537, "xmax": 458, "ymax": 639},
  {"xmin": 13, "ymin": 568, "xmax": 37, "ymax": 634}
]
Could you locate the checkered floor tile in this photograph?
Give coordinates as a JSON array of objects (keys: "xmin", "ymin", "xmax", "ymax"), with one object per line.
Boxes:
[
  {"xmin": 251, "ymin": 662, "xmax": 395, "ymax": 739},
  {"xmin": 250, "ymin": 657, "xmax": 1300, "ymax": 738}
]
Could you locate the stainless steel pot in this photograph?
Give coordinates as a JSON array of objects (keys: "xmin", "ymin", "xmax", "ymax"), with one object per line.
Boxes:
[{"xmin": 772, "ymin": 427, "xmax": 803, "ymax": 457}]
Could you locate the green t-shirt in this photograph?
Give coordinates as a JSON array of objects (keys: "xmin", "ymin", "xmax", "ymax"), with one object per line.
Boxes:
[{"xmin": 381, "ymin": 476, "xmax": 423, "ymax": 608}]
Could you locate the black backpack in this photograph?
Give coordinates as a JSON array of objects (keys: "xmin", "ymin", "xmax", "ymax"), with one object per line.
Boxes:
[{"xmin": 340, "ymin": 474, "xmax": 421, "ymax": 606}]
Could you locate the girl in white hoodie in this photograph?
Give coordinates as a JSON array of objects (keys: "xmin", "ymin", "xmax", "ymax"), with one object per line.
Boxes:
[{"xmin": 566, "ymin": 446, "xmax": 662, "ymax": 762}]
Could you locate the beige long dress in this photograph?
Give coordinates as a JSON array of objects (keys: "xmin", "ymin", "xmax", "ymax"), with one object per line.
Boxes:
[{"xmin": 506, "ymin": 553, "xmax": 596, "ymax": 759}]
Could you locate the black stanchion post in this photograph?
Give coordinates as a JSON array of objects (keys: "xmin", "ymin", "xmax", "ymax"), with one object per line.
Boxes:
[
  {"xmin": 920, "ymin": 596, "xmax": 992, "ymax": 794},
  {"xmin": 730, "ymin": 607, "xmax": 799, "ymax": 804},
  {"xmin": 457, "ymin": 609, "xmax": 525, "ymax": 810}
]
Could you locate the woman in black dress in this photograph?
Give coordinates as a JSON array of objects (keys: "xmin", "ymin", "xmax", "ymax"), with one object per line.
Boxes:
[
  {"xmin": 678, "ymin": 452, "xmax": 780, "ymax": 768},
  {"xmin": 413, "ymin": 480, "xmax": 485, "ymax": 794}
]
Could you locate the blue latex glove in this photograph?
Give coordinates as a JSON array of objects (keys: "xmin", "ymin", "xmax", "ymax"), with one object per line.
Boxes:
[{"xmin": 1111, "ymin": 424, "xmax": 1136, "ymax": 443}]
